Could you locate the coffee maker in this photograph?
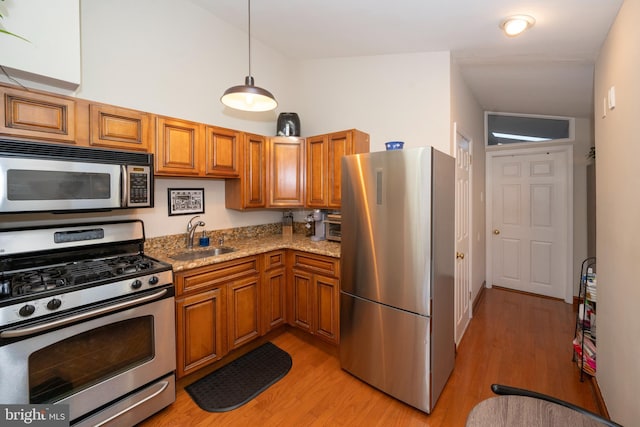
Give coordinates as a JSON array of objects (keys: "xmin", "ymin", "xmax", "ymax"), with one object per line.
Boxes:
[{"xmin": 305, "ymin": 209, "xmax": 326, "ymax": 241}]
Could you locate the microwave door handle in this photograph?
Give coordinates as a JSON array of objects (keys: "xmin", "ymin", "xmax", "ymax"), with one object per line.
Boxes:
[{"xmin": 120, "ymin": 164, "xmax": 129, "ymax": 207}]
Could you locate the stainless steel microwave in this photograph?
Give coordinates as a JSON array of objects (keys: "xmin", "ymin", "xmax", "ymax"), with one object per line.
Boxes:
[
  {"xmin": 324, "ymin": 213, "xmax": 341, "ymax": 242},
  {"xmin": 0, "ymin": 139, "xmax": 154, "ymax": 214}
]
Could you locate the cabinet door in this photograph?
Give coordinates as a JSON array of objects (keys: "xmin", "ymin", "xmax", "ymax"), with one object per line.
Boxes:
[
  {"xmin": 290, "ymin": 269, "xmax": 313, "ymax": 333},
  {"xmin": 176, "ymin": 287, "xmax": 226, "ymax": 378},
  {"xmin": 268, "ymin": 137, "xmax": 305, "ymax": 207},
  {"xmin": 306, "ymin": 134, "xmax": 328, "ymax": 207},
  {"xmin": 314, "ymin": 274, "xmax": 340, "ymax": 344},
  {"xmin": 263, "ymin": 266, "xmax": 287, "ymax": 333},
  {"xmin": 204, "ymin": 125, "xmax": 240, "ymax": 178},
  {"xmin": 226, "ymin": 133, "xmax": 267, "ymax": 209},
  {"xmin": 155, "ymin": 116, "xmax": 204, "ymax": 176},
  {"xmin": 227, "ymin": 275, "xmax": 261, "ymax": 351},
  {"xmin": 327, "ymin": 131, "xmax": 352, "ymax": 208},
  {"xmin": 0, "ymin": 85, "xmax": 76, "ymax": 143},
  {"xmin": 88, "ymin": 104, "xmax": 151, "ymax": 152}
]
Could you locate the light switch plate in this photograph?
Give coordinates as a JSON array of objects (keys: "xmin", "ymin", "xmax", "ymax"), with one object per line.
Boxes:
[{"xmin": 608, "ymin": 86, "xmax": 616, "ymax": 110}]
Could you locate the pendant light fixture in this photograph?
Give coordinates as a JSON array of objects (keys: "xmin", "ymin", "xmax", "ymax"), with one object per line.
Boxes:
[{"xmin": 221, "ymin": 0, "xmax": 277, "ymax": 112}]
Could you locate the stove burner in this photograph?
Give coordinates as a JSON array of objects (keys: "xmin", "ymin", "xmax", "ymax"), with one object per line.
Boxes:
[
  {"xmin": 2, "ymin": 255, "xmax": 161, "ymax": 300},
  {"xmin": 12, "ymin": 270, "xmax": 68, "ymax": 297},
  {"xmin": 110, "ymin": 255, "xmax": 153, "ymax": 275}
]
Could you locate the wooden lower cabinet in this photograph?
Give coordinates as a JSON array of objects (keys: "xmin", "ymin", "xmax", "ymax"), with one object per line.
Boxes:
[
  {"xmin": 262, "ymin": 251, "xmax": 287, "ymax": 333},
  {"xmin": 174, "ymin": 256, "xmax": 261, "ymax": 378},
  {"xmin": 227, "ymin": 275, "xmax": 261, "ymax": 351},
  {"xmin": 290, "ymin": 269, "xmax": 313, "ymax": 333},
  {"xmin": 288, "ymin": 251, "xmax": 340, "ymax": 344},
  {"xmin": 314, "ymin": 274, "xmax": 340, "ymax": 342},
  {"xmin": 175, "ymin": 251, "xmax": 339, "ymax": 378},
  {"xmin": 176, "ymin": 287, "xmax": 226, "ymax": 378}
]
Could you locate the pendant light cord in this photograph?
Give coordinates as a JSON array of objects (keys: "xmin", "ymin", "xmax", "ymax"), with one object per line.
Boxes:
[{"xmin": 247, "ymin": 0, "xmax": 252, "ymax": 79}]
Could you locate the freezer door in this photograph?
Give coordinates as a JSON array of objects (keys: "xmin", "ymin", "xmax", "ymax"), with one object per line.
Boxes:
[
  {"xmin": 339, "ymin": 292, "xmax": 432, "ymax": 412},
  {"xmin": 341, "ymin": 148, "xmax": 433, "ymax": 316}
]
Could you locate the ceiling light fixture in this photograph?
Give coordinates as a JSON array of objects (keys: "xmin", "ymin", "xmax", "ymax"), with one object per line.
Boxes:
[
  {"xmin": 500, "ymin": 15, "xmax": 536, "ymax": 37},
  {"xmin": 221, "ymin": 0, "xmax": 277, "ymax": 112}
]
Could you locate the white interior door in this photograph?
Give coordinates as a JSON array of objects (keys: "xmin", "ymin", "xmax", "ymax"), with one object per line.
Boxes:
[
  {"xmin": 489, "ymin": 148, "xmax": 571, "ymax": 300},
  {"xmin": 454, "ymin": 126, "xmax": 472, "ymax": 345}
]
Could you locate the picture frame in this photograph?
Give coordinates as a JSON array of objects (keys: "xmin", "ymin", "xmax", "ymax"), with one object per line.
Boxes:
[{"xmin": 167, "ymin": 188, "xmax": 205, "ymax": 216}]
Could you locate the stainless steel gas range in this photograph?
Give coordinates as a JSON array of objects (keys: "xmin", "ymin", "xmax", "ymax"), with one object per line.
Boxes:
[{"xmin": 0, "ymin": 220, "xmax": 176, "ymax": 426}]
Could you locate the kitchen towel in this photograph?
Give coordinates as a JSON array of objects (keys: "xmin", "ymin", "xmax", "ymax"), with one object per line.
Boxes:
[{"xmin": 185, "ymin": 342, "xmax": 292, "ymax": 412}]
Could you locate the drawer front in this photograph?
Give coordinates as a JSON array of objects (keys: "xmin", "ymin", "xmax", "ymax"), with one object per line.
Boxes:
[
  {"xmin": 291, "ymin": 252, "xmax": 339, "ymax": 277},
  {"xmin": 176, "ymin": 256, "xmax": 260, "ymax": 295},
  {"xmin": 264, "ymin": 250, "xmax": 286, "ymax": 270}
]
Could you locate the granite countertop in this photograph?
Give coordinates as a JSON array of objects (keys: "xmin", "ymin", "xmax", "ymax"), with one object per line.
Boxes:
[{"xmin": 145, "ymin": 234, "xmax": 341, "ymax": 272}]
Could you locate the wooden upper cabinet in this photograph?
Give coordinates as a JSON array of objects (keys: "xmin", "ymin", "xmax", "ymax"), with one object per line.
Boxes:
[
  {"xmin": 226, "ymin": 133, "xmax": 267, "ymax": 209},
  {"xmin": 155, "ymin": 116, "xmax": 204, "ymax": 176},
  {"xmin": 268, "ymin": 136, "xmax": 305, "ymax": 208},
  {"xmin": 0, "ymin": 85, "xmax": 76, "ymax": 143},
  {"xmin": 306, "ymin": 134, "xmax": 328, "ymax": 207},
  {"xmin": 88, "ymin": 103, "xmax": 151, "ymax": 152},
  {"xmin": 204, "ymin": 125, "xmax": 240, "ymax": 178},
  {"xmin": 306, "ymin": 129, "xmax": 369, "ymax": 209}
]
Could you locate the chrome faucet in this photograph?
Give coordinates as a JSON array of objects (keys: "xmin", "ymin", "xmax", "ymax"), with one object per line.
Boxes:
[{"xmin": 186, "ymin": 215, "xmax": 206, "ymax": 249}]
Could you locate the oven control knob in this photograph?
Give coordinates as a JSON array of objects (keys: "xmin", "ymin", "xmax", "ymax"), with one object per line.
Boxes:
[
  {"xmin": 47, "ymin": 298, "xmax": 62, "ymax": 310},
  {"xmin": 19, "ymin": 304, "xmax": 36, "ymax": 317},
  {"xmin": 131, "ymin": 279, "xmax": 143, "ymax": 289},
  {"xmin": 148, "ymin": 276, "xmax": 159, "ymax": 286}
]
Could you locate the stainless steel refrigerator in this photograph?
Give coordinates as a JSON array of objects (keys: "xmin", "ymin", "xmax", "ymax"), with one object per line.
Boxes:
[{"xmin": 339, "ymin": 147, "xmax": 455, "ymax": 413}]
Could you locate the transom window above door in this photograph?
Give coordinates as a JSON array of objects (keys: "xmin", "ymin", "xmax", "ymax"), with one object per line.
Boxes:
[{"xmin": 485, "ymin": 112, "xmax": 574, "ymax": 146}]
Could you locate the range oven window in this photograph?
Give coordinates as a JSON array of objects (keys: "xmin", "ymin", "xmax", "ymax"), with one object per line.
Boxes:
[
  {"xmin": 28, "ymin": 316, "xmax": 154, "ymax": 403},
  {"xmin": 7, "ymin": 169, "xmax": 112, "ymax": 200}
]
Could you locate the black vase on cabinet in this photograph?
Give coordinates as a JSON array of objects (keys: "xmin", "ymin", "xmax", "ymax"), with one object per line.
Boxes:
[{"xmin": 276, "ymin": 112, "xmax": 300, "ymax": 136}]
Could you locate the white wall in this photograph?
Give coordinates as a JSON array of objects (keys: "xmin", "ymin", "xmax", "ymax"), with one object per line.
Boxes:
[
  {"xmin": 0, "ymin": 0, "xmax": 80, "ymax": 89},
  {"xmin": 593, "ymin": 1, "xmax": 640, "ymax": 424},
  {"xmin": 0, "ymin": 0, "xmax": 293, "ymax": 237},
  {"xmin": 450, "ymin": 60, "xmax": 486, "ymax": 304},
  {"xmin": 571, "ymin": 118, "xmax": 594, "ymax": 295},
  {"xmin": 294, "ymin": 52, "xmax": 451, "ymax": 154},
  {"xmin": 0, "ymin": 2, "xmax": 459, "ymax": 241}
]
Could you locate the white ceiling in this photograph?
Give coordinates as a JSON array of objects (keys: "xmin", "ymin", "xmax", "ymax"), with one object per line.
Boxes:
[{"xmin": 191, "ymin": 0, "xmax": 623, "ymax": 118}]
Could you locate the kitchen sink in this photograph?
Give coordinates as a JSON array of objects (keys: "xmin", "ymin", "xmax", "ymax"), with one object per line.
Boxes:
[{"xmin": 170, "ymin": 246, "xmax": 236, "ymax": 261}]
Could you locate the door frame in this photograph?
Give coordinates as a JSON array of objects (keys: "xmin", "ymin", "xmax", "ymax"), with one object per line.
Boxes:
[{"xmin": 485, "ymin": 144, "xmax": 574, "ymax": 303}]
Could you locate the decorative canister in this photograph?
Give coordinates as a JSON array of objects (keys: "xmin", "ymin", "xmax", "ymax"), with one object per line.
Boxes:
[{"xmin": 276, "ymin": 112, "xmax": 300, "ymax": 136}]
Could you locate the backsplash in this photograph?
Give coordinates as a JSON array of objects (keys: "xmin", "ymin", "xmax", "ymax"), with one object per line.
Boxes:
[{"xmin": 145, "ymin": 222, "xmax": 308, "ymax": 252}]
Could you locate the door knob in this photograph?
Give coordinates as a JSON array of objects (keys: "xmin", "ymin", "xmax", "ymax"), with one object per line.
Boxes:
[
  {"xmin": 493, "ymin": 229, "xmax": 500, "ymax": 235},
  {"xmin": 456, "ymin": 252, "xmax": 465, "ymax": 260}
]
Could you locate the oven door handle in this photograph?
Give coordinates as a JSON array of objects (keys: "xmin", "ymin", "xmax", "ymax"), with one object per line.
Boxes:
[
  {"xmin": 0, "ymin": 288, "xmax": 169, "ymax": 339},
  {"xmin": 93, "ymin": 379, "xmax": 170, "ymax": 427}
]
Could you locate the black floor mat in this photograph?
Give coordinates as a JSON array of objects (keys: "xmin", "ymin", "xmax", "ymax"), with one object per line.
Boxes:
[{"xmin": 185, "ymin": 342, "xmax": 292, "ymax": 412}]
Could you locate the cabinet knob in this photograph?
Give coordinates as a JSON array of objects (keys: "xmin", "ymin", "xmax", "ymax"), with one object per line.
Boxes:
[
  {"xmin": 493, "ymin": 229, "xmax": 501, "ymax": 235},
  {"xmin": 456, "ymin": 252, "xmax": 465, "ymax": 260}
]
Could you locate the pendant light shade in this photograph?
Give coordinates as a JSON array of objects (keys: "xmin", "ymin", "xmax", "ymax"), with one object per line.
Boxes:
[
  {"xmin": 221, "ymin": 0, "xmax": 277, "ymax": 112},
  {"xmin": 221, "ymin": 76, "xmax": 277, "ymax": 112}
]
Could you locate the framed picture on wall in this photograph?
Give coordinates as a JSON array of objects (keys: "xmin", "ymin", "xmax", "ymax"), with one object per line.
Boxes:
[{"xmin": 168, "ymin": 188, "xmax": 205, "ymax": 216}]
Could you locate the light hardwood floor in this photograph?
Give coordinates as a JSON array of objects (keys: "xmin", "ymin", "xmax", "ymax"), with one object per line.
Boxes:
[{"xmin": 139, "ymin": 287, "xmax": 599, "ymax": 426}]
